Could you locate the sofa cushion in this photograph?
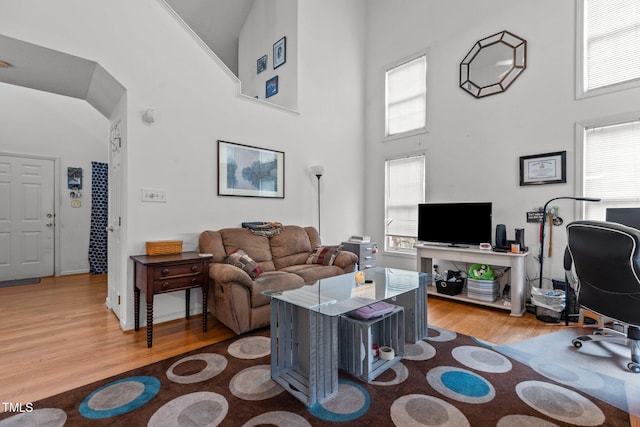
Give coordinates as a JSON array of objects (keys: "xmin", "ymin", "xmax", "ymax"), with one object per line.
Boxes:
[
  {"xmin": 306, "ymin": 245, "xmax": 343, "ymax": 266},
  {"xmin": 250, "ymin": 271, "xmax": 305, "ymax": 308},
  {"xmin": 225, "ymin": 249, "xmax": 263, "ymax": 279},
  {"xmin": 280, "ymin": 264, "xmax": 347, "ymax": 284},
  {"xmin": 270, "ymin": 225, "xmax": 314, "ymax": 269},
  {"xmin": 219, "ymin": 228, "xmax": 275, "ymax": 272}
]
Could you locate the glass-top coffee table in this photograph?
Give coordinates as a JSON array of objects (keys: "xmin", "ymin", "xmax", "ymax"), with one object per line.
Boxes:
[{"xmin": 263, "ymin": 267, "xmax": 428, "ymax": 406}]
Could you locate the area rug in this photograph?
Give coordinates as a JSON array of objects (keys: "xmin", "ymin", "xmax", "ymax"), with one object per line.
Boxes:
[
  {"xmin": 0, "ymin": 326, "xmax": 632, "ymax": 426},
  {"xmin": 496, "ymin": 327, "xmax": 640, "ymax": 418},
  {"xmin": 0, "ymin": 277, "xmax": 40, "ymax": 288}
]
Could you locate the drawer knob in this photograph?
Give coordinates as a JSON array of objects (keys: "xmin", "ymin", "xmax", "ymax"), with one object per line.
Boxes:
[
  {"xmin": 191, "ymin": 278, "xmax": 198, "ymax": 284},
  {"xmin": 191, "ymin": 265, "xmax": 198, "ymax": 272},
  {"xmin": 161, "ymin": 268, "xmax": 169, "ymax": 275},
  {"xmin": 162, "ymin": 281, "xmax": 170, "ymax": 289}
]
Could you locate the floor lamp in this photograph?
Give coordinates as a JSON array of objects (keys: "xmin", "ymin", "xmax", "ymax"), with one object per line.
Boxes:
[
  {"xmin": 538, "ymin": 196, "xmax": 601, "ymax": 288},
  {"xmin": 310, "ymin": 165, "xmax": 324, "ymax": 236}
]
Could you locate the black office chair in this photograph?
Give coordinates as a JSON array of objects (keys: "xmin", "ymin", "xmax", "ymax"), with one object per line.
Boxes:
[{"xmin": 565, "ymin": 220, "xmax": 640, "ymax": 373}]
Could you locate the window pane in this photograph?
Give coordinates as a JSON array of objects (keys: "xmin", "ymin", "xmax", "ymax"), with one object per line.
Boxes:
[
  {"xmin": 585, "ymin": 0, "xmax": 640, "ymax": 90},
  {"xmin": 583, "ymin": 119, "xmax": 640, "ymax": 219},
  {"xmin": 385, "ymin": 155, "xmax": 426, "ymax": 251},
  {"xmin": 386, "ymin": 55, "xmax": 426, "ymax": 136}
]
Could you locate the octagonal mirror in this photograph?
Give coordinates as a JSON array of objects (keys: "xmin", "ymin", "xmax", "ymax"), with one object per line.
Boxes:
[{"xmin": 460, "ymin": 30, "xmax": 526, "ymax": 98}]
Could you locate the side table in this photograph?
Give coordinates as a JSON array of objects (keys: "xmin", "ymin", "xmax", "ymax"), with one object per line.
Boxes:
[{"xmin": 130, "ymin": 251, "xmax": 212, "ymax": 348}]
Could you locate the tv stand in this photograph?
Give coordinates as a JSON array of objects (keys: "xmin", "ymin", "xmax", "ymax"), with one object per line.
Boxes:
[{"xmin": 416, "ymin": 245, "xmax": 528, "ymax": 316}]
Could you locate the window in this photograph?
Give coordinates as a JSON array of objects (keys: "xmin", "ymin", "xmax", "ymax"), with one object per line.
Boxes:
[
  {"xmin": 385, "ymin": 55, "xmax": 427, "ymax": 138},
  {"xmin": 581, "ymin": 118, "xmax": 640, "ymax": 220},
  {"xmin": 578, "ymin": 0, "xmax": 640, "ymax": 96},
  {"xmin": 384, "ymin": 155, "xmax": 426, "ymax": 253}
]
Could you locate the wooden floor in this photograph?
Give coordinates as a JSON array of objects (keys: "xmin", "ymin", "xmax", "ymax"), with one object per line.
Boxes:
[{"xmin": 0, "ymin": 273, "xmax": 636, "ymax": 425}]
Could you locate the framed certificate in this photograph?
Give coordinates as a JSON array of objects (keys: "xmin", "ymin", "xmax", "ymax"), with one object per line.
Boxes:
[{"xmin": 519, "ymin": 151, "xmax": 566, "ymax": 186}]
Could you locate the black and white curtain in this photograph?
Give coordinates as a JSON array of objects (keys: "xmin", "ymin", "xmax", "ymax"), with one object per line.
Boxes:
[{"xmin": 89, "ymin": 161, "xmax": 108, "ymax": 274}]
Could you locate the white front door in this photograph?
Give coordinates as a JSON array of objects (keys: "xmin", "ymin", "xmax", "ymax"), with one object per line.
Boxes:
[{"xmin": 0, "ymin": 155, "xmax": 55, "ymax": 280}]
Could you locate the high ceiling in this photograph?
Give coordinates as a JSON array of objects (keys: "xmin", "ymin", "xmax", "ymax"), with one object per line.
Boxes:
[{"xmin": 164, "ymin": 0, "xmax": 255, "ymax": 75}]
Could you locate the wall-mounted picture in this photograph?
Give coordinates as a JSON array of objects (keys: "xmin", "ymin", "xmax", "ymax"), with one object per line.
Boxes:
[
  {"xmin": 67, "ymin": 167, "xmax": 83, "ymax": 189},
  {"xmin": 519, "ymin": 151, "xmax": 566, "ymax": 186},
  {"xmin": 218, "ymin": 140, "xmax": 284, "ymax": 198},
  {"xmin": 257, "ymin": 55, "xmax": 267, "ymax": 74},
  {"xmin": 273, "ymin": 36, "xmax": 286, "ymax": 69},
  {"xmin": 266, "ymin": 76, "xmax": 278, "ymax": 98}
]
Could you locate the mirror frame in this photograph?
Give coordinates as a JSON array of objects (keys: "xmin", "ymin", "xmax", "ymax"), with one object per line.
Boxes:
[{"xmin": 460, "ymin": 30, "xmax": 527, "ymax": 98}]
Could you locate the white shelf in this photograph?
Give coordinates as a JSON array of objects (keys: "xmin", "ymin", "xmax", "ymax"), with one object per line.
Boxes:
[{"xmin": 427, "ymin": 284, "xmax": 511, "ymax": 312}]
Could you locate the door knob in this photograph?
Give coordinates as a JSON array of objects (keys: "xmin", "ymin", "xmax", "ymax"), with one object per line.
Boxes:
[
  {"xmin": 106, "ymin": 226, "xmax": 115, "ymax": 232},
  {"xmin": 46, "ymin": 213, "xmax": 53, "ymax": 218},
  {"xmin": 46, "ymin": 223, "xmax": 53, "ymax": 227}
]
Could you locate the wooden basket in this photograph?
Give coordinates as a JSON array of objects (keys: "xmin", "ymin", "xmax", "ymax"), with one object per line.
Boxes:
[{"xmin": 145, "ymin": 240, "xmax": 183, "ymax": 256}]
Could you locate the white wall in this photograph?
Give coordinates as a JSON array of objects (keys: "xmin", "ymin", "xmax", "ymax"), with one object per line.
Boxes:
[
  {"xmin": 238, "ymin": 0, "xmax": 298, "ymax": 110},
  {"xmin": 364, "ymin": 0, "xmax": 640, "ymax": 286},
  {"xmin": 0, "ymin": 0, "xmax": 366, "ymax": 329},
  {"xmin": 0, "ymin": 83, "xmax": 108, "ymax": 275}
]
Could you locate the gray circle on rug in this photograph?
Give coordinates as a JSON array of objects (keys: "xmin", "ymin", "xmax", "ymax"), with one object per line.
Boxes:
[
  {"xmin": 515, "ymin": 380, "xmax": 605, "ymax": 426},
  {"xmin": 528, "ymin": 356, "xmax": 605, "ymax": 391},
  {"xmin": 242, "ymin": 411, "xmax": 312, "ymax": 427},
  {"xmin": 451, "ymin": 345, "xmax": 512, "ymax": 373},
  {"xmin": 427, "ymin": 326, "xmax": 457, "ymax": 342},
  {"xmin": 370, "ymin": 362, "xmax": 409, "ymax": 386},
  {"xmin": 497, "ymin": 414, "xmax": 560, "ymax": 426},
  {"xmin": 166, "ymin": 353, "xmax": 228, "ymax": 384},
  {"xmin": 228, "ymin": 336, "xmax": 271, "ymax": 360},
  {"xmin": 427, "ymin": 366, "xmax": 496, "ymax": 404},
  {"xmin": 229, "ymin": 365, "xmax": 284, "ymax": 401},
  {"xmin": 390, "ymin": 394, "xmax": 470, "ymax": 427},
  {"xmin": 148, "ymin": 391, "xmax": 228, "ymax": 426},
  {"xmin": 88, "ymin": 381, "xmax": 145, "ymax": 410},
  {"xmin": 321, "ymin": 382, "xmax": 367, "ymax": 415},
  {"xmin": 404, "ymin": 340, "xmax": 436, "ymax": 361},
  {"xmin": 0, "ymin": 408, "xmax": 67, "ymax": 427}
]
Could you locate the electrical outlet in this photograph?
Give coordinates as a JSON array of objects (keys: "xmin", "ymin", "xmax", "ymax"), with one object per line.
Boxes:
[{"xmin": 141, "ymin": 188, "xmax": 167, "ymax": 202}]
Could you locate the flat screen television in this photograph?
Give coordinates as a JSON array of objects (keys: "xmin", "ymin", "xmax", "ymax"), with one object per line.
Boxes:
[
  {"xmin": 606, "ymin": 207, "xmax": 640, "ymax": 230},
  {"xmin": 418, "ymin": 202, "xmax": 492, "ymax": 247}
]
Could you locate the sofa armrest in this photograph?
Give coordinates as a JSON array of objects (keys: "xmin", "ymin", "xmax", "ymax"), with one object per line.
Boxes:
[
  {"xmin": 210, "ymin": 263, "xmax": 254, "ymax": 289},
  {"xmin": 334, "ymin": 250, "xmax": 358, "ymax": 272}
]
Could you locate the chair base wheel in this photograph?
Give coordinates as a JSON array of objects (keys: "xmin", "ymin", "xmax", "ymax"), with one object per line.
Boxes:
[
  {"xmin": 572, "ymin": 339, "xmax": 583, "ymax": 348},
  {"xmin": 628, "ymin": 362, "xmax": 640, "ymax": 373}
]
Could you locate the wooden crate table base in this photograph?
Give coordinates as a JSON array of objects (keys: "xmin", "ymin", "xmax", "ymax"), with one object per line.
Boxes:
[{"xmin": 130, "ymin": 252, "xmax": 211, "ymax": 348}]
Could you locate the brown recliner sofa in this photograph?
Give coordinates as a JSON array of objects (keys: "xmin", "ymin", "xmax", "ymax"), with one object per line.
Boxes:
[{"xmin": 198, "ymin": 225, "xmax": 358, "ymax": 334}]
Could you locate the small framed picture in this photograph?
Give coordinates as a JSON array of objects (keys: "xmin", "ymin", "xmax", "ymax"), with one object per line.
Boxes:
[
  {"xmin": 266, "ymin": 76, "xmax": 278, "ymax": 98},
  {"xmin": 257, "ymin": 55, "xmax": 267, "ymax": 74},
  {"xmin": 273, "ymin": 36, "xmax": 286, "ymax": 69},
  {"xmin": 519, "ymin": 151, "xmax": 566, "ymax": 186}
]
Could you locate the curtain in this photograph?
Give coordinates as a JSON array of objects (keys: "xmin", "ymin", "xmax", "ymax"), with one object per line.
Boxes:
[{"xmin": 89, "ymin": 161, "xmax": 108, "ymax": 274}]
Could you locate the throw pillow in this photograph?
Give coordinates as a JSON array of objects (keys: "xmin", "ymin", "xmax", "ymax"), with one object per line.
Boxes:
[
  {"xmin": 306, "ymin": 245, "xmax": 342, "ymax": 266},
  {"xmin": 225, "ymin": 249, "xmax": 263, "ymax": 279}
]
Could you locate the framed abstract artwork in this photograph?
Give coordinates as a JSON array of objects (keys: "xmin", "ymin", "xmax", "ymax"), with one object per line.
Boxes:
[
  {"xmin": 273, "ymin": 36, "xmax": 286, "ymax": 69},
  {"xmin": 257, "ymin": 55, "xmax": 267, "ymax": 74},
  {"xmin": 217, "ymin": 140, "xmax": 284, "ymax": 198},
  {"xmin": 266, "ymin": 76, "xmax": 278, "ymax": 98}
]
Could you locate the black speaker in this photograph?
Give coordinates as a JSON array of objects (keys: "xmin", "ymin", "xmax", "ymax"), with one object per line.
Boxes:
[
  {"xmin": 495, "ymin": 224, "xmax": 507, "ymax": 248},
  {"xmin": 515, "ymin": 228, "xmax": 526, "ymax": 250}
]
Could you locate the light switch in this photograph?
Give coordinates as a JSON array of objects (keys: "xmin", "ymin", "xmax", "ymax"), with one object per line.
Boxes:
[{"xmin": 141, "ymin": 188, "xmax": 167, "ymax": 202}]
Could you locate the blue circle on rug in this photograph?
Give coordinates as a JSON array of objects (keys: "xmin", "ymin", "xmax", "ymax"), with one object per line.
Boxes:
[
  {"xmin": 79, "ymin": 376, "xmax": 160, "ymax": 419},
  {"xmin": 308, "ymin": 380, "xmax": 369, "ymax": 422},
  {"xmin": 427, "ymin": 366, "xmax": 495, "ymax": 404},
  {"xmin": 441, "ymin": 371, "xmax": 490, "ymax": 397}
]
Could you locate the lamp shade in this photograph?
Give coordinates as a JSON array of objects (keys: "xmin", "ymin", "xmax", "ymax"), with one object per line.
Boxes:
[{"xmin": 310, "ymin": 165, "xmax": 325, "ymax": 177}]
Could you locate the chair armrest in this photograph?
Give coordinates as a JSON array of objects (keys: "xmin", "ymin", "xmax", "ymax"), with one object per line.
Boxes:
[{"xmin": 210, "ymin": 263, "xmax": 254, "ymax": 289}]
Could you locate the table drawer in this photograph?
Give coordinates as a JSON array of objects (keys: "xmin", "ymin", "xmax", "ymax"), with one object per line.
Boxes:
[
  {"xmin": 153, "ymin": 263, "xmax": 203, "ymax": 279},
  {"xmin": 154, "ymin": 274, "xmax": 204, "ymax": 293}
]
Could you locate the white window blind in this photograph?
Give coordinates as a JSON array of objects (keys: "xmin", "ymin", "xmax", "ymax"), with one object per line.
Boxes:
[
  {"xmin": 583, "ymin": 119, "xmax": 640, "ymax": 220},
  {"xmin": 385, "ymin": 55, "xmax": 427, "ymax": 137},
  {"xmin": 385, "ymin": 155, "xmax": 425, "ymax": 252},
  {"xmin": 584, "ymin": 0, "xmax": 640, "ymax": 91}
]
